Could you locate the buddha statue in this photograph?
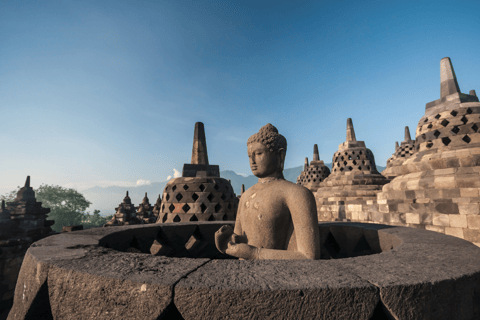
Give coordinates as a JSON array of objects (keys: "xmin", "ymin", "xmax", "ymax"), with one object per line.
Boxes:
[{"xmin": 215, "ymin": 124, "xmax": 321, "ymax": 260}]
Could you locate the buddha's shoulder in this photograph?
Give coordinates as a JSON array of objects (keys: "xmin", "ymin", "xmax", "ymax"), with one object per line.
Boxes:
[{"xmin": 277, "ymin": 180, "xmax": 314, "ymax": 197}]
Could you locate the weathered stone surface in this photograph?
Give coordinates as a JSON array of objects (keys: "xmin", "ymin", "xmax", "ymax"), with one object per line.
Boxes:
[
  {"xmin": 297, "ymin": 144, "xmax": 331, "ymax": 192},
  {"xmin": 9, "ymin": 222, "xmax": 480, "ymax": 319}
]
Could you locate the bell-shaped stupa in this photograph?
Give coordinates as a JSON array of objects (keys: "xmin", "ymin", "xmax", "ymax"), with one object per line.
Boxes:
[
  {"xmin": 377, "ymin": 58, "xmax": 480, "ymax": 245},
  {"xmin": 151, "ymin": 194, "xmax": 162, "ymax": 221},
  {"xmin": 382, "ymin": 126, "xmax": 416, "ymax": 179},
  {"xmin": 157, "ymin": 122, "xmax": 237, "ymax": 223},
  {"xmin": 315, "ymin": 119, "xmax": 390, "ymax": 221},
  {"xmin": 104, "ymin": 191, "xmax": 140, "ymax": 226},
  {"xmin": 297, "ymin": 145, "xmax": 330, "ymax": 192},
  {"xmin": 136, "ymin": 192, "xmax": 154, "ymax": 223}
]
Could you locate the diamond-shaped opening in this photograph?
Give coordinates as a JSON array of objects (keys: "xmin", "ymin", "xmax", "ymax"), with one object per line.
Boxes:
[
  {"xmin": 434, "ymin": 114, "xmax": 441, "ymax": 119},
  {"xmin": 450, "ymin": 110, "xmax": 458, "ymax": 117},
  {"xmin": 192, "ymin": 193, "xmax": 199, "ymax": 201},
  {"xmin": 359, "ymin": 151, "xmax": 362, "ymax": 155},
  {"xmin": 424, "ymin": 118, "xmax": 428, "ymax": 123},
  {"xmin": 166, "ymin": 194, "xmax": 170, "ymax": 201},
  {"xmin": 313, "ymin": 179, "xmax": 316, "ymax": 182},
  {"xmin": 348, "ymin": 155, "xmax": 352, "ymax": 160},
  {"xmin": 173, "ymin": 215, "xmax": 181, "ymax": 222},
  {"xmin": 200, "ymin": 203, "xmax": 207, "ymax": 213},
  {"xmin": 343, "ymin": 161, "xmax": 347, "ymax": 165},
  {"xmin": 463, "ymin": 135, "xmax": 471, "ymax": 143},
  {"xmin": 207, "ymin": 193, "xmax": 214, "ymax": 202},
  {"xmin": 189, "ymin": 215, "xmax": 198, "ymax": 221},
  {"xmin": 419, "ymin": 127, "xmax": 422, "ymax": 132},
  {"xmin": 214, "ymin": 184, "xmax": 220, "ymax": 191},
  {"xmin": 172, "ymin": 185, "xmax": 177, "ymax": 191},
  {"xmin": 348, "ymin": 166, "xmax": 353, "ymax": 171},
  {"xmin": 227, "ymin": 203, "xmax": 232, "ymax": 210},
  {"xmin": 352, "ymin": 151, "xmax": 355, "ymax": 154},
  {"xmin": 344, "ymin": 151, "xmax": 348, "ymax": 155},
  {"xmin": 221, "ymin": 193, "xmax": 226, "ymax": 201},
  {"xmin": 323, "ymin": 232, "xmax": 341, "ymax": 257},
  {"xmin": 467, "ymin": 107, "xmax": 473, "ymax": 114},
  {"xmin": 367, "ymin": 166, "xmax": 370, "ymax": 170},
  {"xmin": 426, "ymin": 141, "xmax": 433, "ymax": 149},
  {"xmin": 433, "ymin": 130, "xmax": 441, "ymax": 138},
  {"xmin": 340, "ymin": 156, "xmax": 344, "ymax": 161},
  {"xmin": 421, "ymin": 133, "xmax": 426, "ymax": 140},
  {"xmin": 208, "ymin": 214, "xmax": 215, "ymax": 221},
  {"xmin": 472, "ymin": 124, "xmax": 479, "ymax": 132},
  {"xmin": 440, "ymin": 119, "xmax": 449, "ymax": 127},
  {"xmin": 427, "ymin": 124, "xmax": 433, "ymax": 129},
  {"xmin": 352, "ymin": 160, "xmax": 357, "ymax": 165},
  {"xmin": 183, "ymin": 184, "xmax": 189, "ymax": 191},
  {"xmin": 339, "ymin": 167, "xmax": 344, "ymax": 172},
  {"xmin": 353, "ymin": 235, "xmax": 372, "ymax": 253},
  {"xmin": 362, "ymin": 160, "xmax": 366, "ymax": 165},
  {"xmin": 162, "ymin": 214, "xmax": 167, "ymax": 223},
  {"xmin": 169, "ymin": 204, "xmax": 175, "ymax": 213},
  {"xmin": 451, "ymin": 126, "xmax": 460, "ymax": 134},
  {"xmin": 182, "ymin": 204, "xmax": 190, "ymax": 213},
  {"xmin": 176, "ymin": 193, "xmax": 183, "ymax": 201},
  {"xmin": 199, "ymin": 184, "xmax": 205, "ymax": 192},
  {"xmin": 222, "ymin": 214, "xmax": 228, "ymax": 221},
  {"xmin": 461, "ymin": 116, "xmax": 468, "ymax": 124},
  {"xmin": 358, "ymin": 166, "xmax": 362, "ymax": 170}
]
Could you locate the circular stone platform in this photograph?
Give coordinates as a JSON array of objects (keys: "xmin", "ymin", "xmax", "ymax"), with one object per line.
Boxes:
[{"xmin": 8, "ymin": 222, "xmax": 480, "ymax": 320}]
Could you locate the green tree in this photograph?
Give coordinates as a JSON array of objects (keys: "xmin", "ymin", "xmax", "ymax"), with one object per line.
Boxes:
[
  {"xmin": 35, "ymin": 184, "xmax": 92, "ymax": 232},
  {"xmin": 82, "ymin": 209, "xmax": 109, "ymax": 229}
]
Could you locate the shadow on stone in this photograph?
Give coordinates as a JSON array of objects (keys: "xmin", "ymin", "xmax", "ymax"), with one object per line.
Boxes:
[
  {"xmin": 24, "ymin": 281, "xmax": 53, "ymax": 320},
  {"xmin": 157, "ymin": 301, "xmax": 184, "ymax": 320},
  {"xmin": 369, "ymin": 299, "xmax": 395, "ymax": 320}
]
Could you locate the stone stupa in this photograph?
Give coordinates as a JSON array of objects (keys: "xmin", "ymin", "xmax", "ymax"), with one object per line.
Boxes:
[
  {"xmin": 156, "ymin": 122, "xmax": 237, "ymax": 223},
  {"xmin": 382, "ymin": 126, "xmax": 416, "ymax": 179},
  {"xmin": 315, "ymin": 119, "xmax": 390, "ymax": 221},
  {"xmin": 151, "ymin": 194, "xmax": 162, "ymax": 221},
  {"xmin": 297, "ymin": 144, "xmax": 330, "ymax": 192},
  {"xmin": 377, "ymin": 57, "xmax": 480, "ymax": 245},
  {"xmin": 104, "ymin": 191, "xmax": 140, "ymax": 226},
  {"xmin": 136, "ymin": 192, "xmax": 154, "ymax": 223}
]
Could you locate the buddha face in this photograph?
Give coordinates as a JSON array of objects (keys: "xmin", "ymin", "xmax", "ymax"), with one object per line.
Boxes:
[{"xmin": 247, "ymin": 142, "xmax": 285, "ymax": 178}]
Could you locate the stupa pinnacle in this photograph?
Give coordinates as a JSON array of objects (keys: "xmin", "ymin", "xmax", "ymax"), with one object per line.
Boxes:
[
  {"xmin": 183, "ymin": 122, "xmax": 219, "ymax": 177},
  {"xmin": 383, "ymin": 126, "xmax": 416, "ymax": 179}
]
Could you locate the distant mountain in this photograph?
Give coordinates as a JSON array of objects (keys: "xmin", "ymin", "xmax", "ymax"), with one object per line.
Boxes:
[{"xmin": 82, "ymin": 163, "xmax": 385, "ymax": 216}]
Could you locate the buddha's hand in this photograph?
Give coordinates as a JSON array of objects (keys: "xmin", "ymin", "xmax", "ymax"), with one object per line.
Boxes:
[
  {"xmin": 215, "ymin": 225, "xmax": 234, "ymax": 254},
  {"xmin": 226, "ymin": 242, "xmax": 259, "ymax": 260}
]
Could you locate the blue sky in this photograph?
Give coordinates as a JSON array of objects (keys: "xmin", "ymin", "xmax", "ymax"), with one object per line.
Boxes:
[{"xmin": 2, "ymin": 0, "xmax": 480, "ymax": 200}]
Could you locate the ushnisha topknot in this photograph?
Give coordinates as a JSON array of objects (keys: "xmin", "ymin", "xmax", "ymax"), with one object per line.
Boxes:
[{"xmin": 247, "ymin": 123, "xmax": 287, "ymax": 154}]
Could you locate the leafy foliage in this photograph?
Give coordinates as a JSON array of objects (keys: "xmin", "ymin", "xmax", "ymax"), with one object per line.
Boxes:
[
  {"xmin": 82, "ymin": 209, "xmax": 109, "ymax": 229},
  {"xmin": 0, "ymin": 186, "xmax": 21, "ymax": 203},
  {"xmin": 35, "ymin": 185, "xmax": 92, "ymax": 232}
]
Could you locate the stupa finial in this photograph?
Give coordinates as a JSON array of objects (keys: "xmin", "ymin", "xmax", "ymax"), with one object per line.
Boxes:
[
  {"xmin": 1, "ymin": 200, "xmax": 5, "ymax": 210},
  {"xmin": 440, "ymin": 57, "xmax": 461, "ymax": 98},
  {"xmin": 191, "ymin": 122, "xmax": 209, "ymax": 165},
  {"xmin": 25, "ymin": 176, "xmax": 30, "ymax": 188},
  {"xmin": 313, "ymin": 144, "xmax": 319, "ymax": 161},
  {"xmin": 395, "ymin": 141, "xmax": 399, "ymax": 150},
  {"xmin": 126, "ymin": 191, "xmax": 129, "ymax": 197},
  {"xmin": 241, "ymin": 184, "xmax": 245, "ymax": 195},
  {"xmin": 304, "ymin": 157, "xmax": 309, "ymax": 170},
  {"xmin": 405, "ymin": 126, "xmax": 412, "ymax": 142},
  {"xmin": 346, "ymin": 118, "xmax": 356, "ymax": 142},
  {"xmin": 470, "ymin": 90, "xmax": 477, "ymax": 97}
]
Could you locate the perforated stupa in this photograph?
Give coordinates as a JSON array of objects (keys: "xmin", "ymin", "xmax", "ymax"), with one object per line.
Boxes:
[
  {"xmin": 377, "ymin": 57, "xmax": 480, "ymax": 245},
  {"xmin": 382, "ymin": 126, "xmax": 416, "ymax": 179},
  {"xmin": 315, "ymin": 118, "xmax": 390, "ymax": 221},
  {"xmin": 156, "ymin": 122, "xmax": 237, "ymax": 223},
  {"xmin": 297, "ymin": 144, "xmax": 330, "ymax": 192}
]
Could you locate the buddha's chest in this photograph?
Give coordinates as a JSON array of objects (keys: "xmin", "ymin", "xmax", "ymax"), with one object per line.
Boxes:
[{"xmin": 240, "ymin": 188, "xmax": 290, "ymax": 232}]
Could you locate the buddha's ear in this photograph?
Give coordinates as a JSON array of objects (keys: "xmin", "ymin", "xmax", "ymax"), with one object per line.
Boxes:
[{"xmin": 277, "ymin": 148, "xmax": 286, "ymax": 162}]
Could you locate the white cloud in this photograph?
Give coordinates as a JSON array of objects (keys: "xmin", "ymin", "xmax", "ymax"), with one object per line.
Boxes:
[
  {"xmin": 166, "ymin": 175, "xmax": 172, "ymax": 180},
  {"xmin": 136, "ymin": 179, "xmax": 152, "ymax": 186},
  {"xmin": 173, "ymin": 168, "xmax": 181, "ymax": 178}
]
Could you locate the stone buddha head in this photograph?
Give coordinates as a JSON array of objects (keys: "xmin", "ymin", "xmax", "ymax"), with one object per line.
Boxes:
[{"xmin": 246, "ymin": 123, "xmax": 287, "ymax": 178}]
